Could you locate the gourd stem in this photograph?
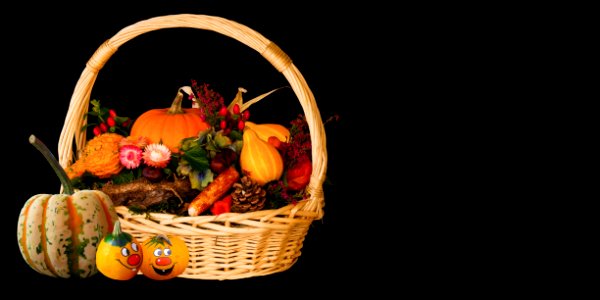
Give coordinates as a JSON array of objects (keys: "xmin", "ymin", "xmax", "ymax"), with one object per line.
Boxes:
[
  {"xmin": 113, "ymin": 220, "xmax": 122, "ymax": 236},
  {"xmin": 167, "ymin": 90, "xmax": 185, "ymax": 114},
  {"xmin": 29, "ymin": 134, "xmax": 74, "ymax": 195}
]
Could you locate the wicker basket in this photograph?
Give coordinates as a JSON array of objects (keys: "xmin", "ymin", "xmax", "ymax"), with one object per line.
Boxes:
[{"xmin": 57, "ymin": 14, "xmax": 326, "ymax": 280}]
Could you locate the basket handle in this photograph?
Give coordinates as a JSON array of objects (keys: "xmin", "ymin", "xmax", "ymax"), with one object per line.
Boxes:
[{"xmin": 58, "ymin": 14, "xmax": 326, "ymax": 217}]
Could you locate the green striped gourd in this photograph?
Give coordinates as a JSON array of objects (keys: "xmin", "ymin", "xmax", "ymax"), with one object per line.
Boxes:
[
  {"xmin": 17, "ymin": 135, "xmax": 118, "ymax": 278},
  {"xmin": 17, "ymin": 192, "xmax": 118, "ymax": 278}
]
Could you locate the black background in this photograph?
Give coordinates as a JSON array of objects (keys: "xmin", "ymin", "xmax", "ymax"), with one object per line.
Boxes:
[{"xmin": 7, "ymin": 0, "xmax": 383, "ymax": 293}]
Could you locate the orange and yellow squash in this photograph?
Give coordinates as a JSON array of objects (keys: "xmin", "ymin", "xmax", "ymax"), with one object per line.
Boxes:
[
  {"xmin": 244, "ymin": 121, "xmax": 290, "ymax": 143},
  {"xmin": 240, "ymin": 128, "xmax": 284, "ymax": 185}
]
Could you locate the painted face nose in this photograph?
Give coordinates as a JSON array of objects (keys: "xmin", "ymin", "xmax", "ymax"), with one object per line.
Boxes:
[
  {"xmin": 127, "ymin": 254, "xmax": 141, "ymax": 266},
  {"xmin": 156, "ymin": 257, "xmax": 172, "ymax": 266}
]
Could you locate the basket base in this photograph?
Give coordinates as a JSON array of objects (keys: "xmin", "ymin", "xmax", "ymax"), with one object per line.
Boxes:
[
  {"xmin": 177, "ymin": 257, "xmax": 299, "ymax": 280},
  {"xmin": 117, "ymin": 207, "xmax": 312, "ymax": 280}
]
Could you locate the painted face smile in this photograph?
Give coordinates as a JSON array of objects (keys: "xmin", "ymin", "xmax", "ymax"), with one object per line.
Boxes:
[
  {"xmin": 148, "ymin": 247, "xmax": 176, "ymax": 276},
  {"xmin": 116, "ymin": 242, "xmax": 142, "ymax": 272}
]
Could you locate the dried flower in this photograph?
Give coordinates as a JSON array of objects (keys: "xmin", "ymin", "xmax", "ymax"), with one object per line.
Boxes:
[
  {"xmin": 119, "ymin": 145, "xmax": 143, "ymax": 169},
  {"xmin": 143, "ymin": 143, "xmax": 171, "ymax": 168}
]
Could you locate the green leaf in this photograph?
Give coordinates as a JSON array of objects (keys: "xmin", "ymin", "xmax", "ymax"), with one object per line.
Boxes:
[
  {"xmin": 182, "ymin": 146, "xmax": 209, "ymax": 171},
  {"xmin": 176, "ymin": 160, "xmax": 192, "ymax": 176},
  {"xmin": 231, "ymin": 140, "xmax": 243, "ymax": 153},
  {"xmin": 214, "ymin": 132, "xmax": 232, "ymax": 148},
  {"xmin": 180, "ymin": 137, "xmax": 198, "ymax": 152},
  {"xmin": 229, "ymin": 130, "xmax": 243, "ymax": 141},
  {"xmin": 112, "ymin": 170, "xmax": 136, "ymax": 184},
  {"xmin": 80, "ymin": 123, "xmax": 97, "ymax": 132},
  {"xmin": 197, "ymin": 128, "xmax": 211, "ymax": 143},
  {"xmin": 114, "ymin": 116, "xmax": 128, "ymax": 123}
]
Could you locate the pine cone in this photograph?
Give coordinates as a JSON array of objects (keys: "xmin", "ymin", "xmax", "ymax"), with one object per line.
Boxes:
[{"xmin": 231, "ymin": 176, "xmax": 267, "ymax": 213}]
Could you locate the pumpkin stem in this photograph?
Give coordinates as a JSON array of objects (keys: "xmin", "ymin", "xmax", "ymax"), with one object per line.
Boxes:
[
  {"xmin": 156, "ymin": 234, "xmax": 173, "ymax": 246},
  {"xmin": 29, "ymin": 134, "xmax": 74, "ymax": 195},
  {"xmin": 167, "ymin": 89, "xmax": 185, "ymax": 114},
  {"xmin": 112, "ymin": 220, "xmax": 122, "ymax": 236}
]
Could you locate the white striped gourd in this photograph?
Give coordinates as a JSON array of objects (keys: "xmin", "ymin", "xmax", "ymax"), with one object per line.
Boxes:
[{"xmin": 17, "ymin": 191, "xmax": 118, "ymax": 278}]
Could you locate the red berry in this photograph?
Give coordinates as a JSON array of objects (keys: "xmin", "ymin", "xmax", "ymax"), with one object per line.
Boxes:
[
  {"xmin": 218, "ymin": 106, "xmax": 228, "ymax": 117},
  {"xmin": 107, "ymin": 116, "xmax": 116, "ymax": 127},
  {"xmin": 210, "ymin": 195, "xmax": 232, "ymax": 215},
  {"xmin": 99, "ymin": 123, "xmax": 108, "ymax": 133},
  {"xmin": 93, "ymin": 126, "xmax": 102, "ymax": 136},
  {"xmin": 237, "ymin": 120, "xmax": 245, "ymax": 131},
  {"xmin": 268, "ymin": 136, "xmax": 282, "ymax": 150},
  {"xmin": 109, "ymin": 109, "xmax": 117, "ymax": 118},
  {"xmin": 122, "ymin": 118, "xmax": 131, "ymax": 127},
  {"xmin": 233, "ymin": 104, "xmax": 240, "ymax": 115},
  {"xmin": 242, "ymin": 110, "xmax": 250, "ymax": 121},
  {"xmin": 222, "ymin": 195, "xmax": 233, "ymax": 205},
  {"xmin": 220, "ymin": 120, "xmax": 227, "ymax": 129}
]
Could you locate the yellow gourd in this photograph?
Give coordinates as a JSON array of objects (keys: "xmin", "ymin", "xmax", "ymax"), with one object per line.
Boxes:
[
  {"xmin": 96, "ymin": 221, "xmax": 142, "ymax": 280},
  {"xmin": 240, "ymin": 128, "xmax": 284, "ymax": 186},
  {"xmin": 244, "ymin": 121, "xmax": 290, "ymax": 143}
]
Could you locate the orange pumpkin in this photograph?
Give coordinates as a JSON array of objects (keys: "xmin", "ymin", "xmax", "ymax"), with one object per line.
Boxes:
[
  {"xmin": 140, "ymin": 234, "xmax": 189, "ymax": 280},
  {"xmin": 130, "ymin": 90, "xmax": 210, "ymax": 152}
]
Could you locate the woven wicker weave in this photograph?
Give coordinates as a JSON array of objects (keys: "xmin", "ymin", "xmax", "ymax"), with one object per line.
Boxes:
[{"xmin": 57, "ymin": 14, "xmax": 326, "ymax": 280}]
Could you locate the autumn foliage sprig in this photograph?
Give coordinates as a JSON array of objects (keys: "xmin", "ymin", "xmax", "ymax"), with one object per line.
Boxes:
[
  {"xmin": 191, "ymin": 80, "xmax": 225, "ymax": 127},
  {"xmin": 284, "ymin": 114, "xmax": 312, "ymax": 166}
]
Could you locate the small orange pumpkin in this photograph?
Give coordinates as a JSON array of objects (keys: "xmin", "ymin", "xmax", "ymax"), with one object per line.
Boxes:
[
  {"xmin": 140, "ymin": 234, "xmax": 189, "ymax": 280},
  {"xmin": 130, "ymin": 90, "xmax": 210, "ymax": 152},
  {"xmin": 96, "ymin": 221, "xmax": 143, "ymax": 280}
]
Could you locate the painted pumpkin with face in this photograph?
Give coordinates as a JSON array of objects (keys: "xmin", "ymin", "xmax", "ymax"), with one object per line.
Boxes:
[
  {"xmin": 140, "ymin": 234, "xmax": 189, "ymax": 280},
  {"xmin": 95, "ymin": 221, "xmax": 142, "ymax": 280}
]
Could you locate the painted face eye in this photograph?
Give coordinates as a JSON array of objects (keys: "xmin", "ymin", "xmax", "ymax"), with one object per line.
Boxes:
[
  {"xmin": 164, "ymin": 248, "xmax": 172, "ymax": 256},
  {"xmin": 121, "ymin": 247, "xmax": 130, "ymax": 257},
  {"xmin": 131, "ymin": 243, "xmax": 138, "ymax": 252},
  {"xmin": 153, "ymin": 249, "xmax": 162, "ymax": 257}
]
